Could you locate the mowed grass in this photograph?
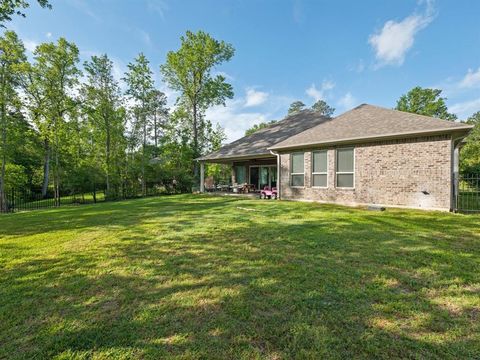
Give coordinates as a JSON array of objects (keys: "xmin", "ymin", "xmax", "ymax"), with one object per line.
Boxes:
[{"xmin": 0, "ymin": 195, "xmax": 479, "ymax": 359}]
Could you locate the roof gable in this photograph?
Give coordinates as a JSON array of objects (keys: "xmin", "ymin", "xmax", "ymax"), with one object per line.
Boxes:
[{"xmin": 198, "ymin": 110, "xmax": 329, "ymax": 161}]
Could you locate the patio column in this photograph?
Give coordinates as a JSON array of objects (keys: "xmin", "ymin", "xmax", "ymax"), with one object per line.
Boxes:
[{"xmin": 200, "ymin": 161, "xmax": 205, "ymax": 193}]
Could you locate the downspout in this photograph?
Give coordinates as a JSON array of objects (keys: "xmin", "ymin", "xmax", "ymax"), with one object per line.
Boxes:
[{"xmin": 270, "ymin": 150, "xmax": 281, "ymax": 199}]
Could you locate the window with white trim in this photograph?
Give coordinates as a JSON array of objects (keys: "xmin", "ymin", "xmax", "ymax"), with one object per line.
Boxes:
[
  {"xmin": 336, "ymin": 148, "xmax": 354, "ymax": 188},
  {"xmin": 312, "ymin": 150, "xmax": 328, "ymax": 187},
  {"xmin": 291, "ymin": 152, "xmax": 305, "ymax": 187}
]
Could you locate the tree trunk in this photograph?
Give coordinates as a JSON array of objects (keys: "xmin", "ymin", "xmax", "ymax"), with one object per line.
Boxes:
[
  {"xmin": 54, "ymin": 118, "xmax": 60, "ymax": 207},
  {"xmin": 192, "ymin": 102, "xmax": 199, "ymax": 182},
  {"xmin": 0, "ymin": 105, "xmax": 6, "ymax": 212},
  {"xmin": 142, "ymin": 116, "xmax": 146, "ymax": 197},
  {"xmin": 105, "ymin": 125, "xmax": 111, "ymax": 198},
  {"xmin": 0, "ymin": 68, "xmax": 7, "ymax": 211},
  {"xmin": 154, "ymin": 112, "xmax": 158, "ymax": 149},
  {"xmin": 41, "ymin": 139, "xmax": 50, "ymax": 198}
]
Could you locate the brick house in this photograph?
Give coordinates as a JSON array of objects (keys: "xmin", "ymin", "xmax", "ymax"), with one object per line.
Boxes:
[{"xmin": 197, "ymin": 104, "xmax": 473, "ymax": 211}]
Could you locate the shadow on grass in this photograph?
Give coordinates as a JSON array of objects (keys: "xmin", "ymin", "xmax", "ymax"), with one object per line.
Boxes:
[{"xmin": 1, "ymin": 195, "xmax": 479, "ymax": 359}]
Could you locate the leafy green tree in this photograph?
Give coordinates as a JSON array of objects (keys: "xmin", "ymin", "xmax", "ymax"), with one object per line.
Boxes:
[
  {"xmin": 461, "ymin": 111, "xmax": 480, "ymax": 175},
  {"xmin": 396, "ymin": 87, "xmax": 457, "ymax": 121},
  {"xmin": 23, "ymin": 38, "xmax": 81, "ymax": 202},
  {"xmin": 0, "ymin": 30, "xmax": 26, "ymax": 211},
  {"xmin": 288, "ymin": 101, "xmax": 306, "ymax": 115},
  {"xmin": 123, "ymin": 53, "xmax": 155, "ymax": 196},
  {"xmin": 0, "ymin": 0, "xmax": 51, "ymax": 27},
  {"xmin": 82, "ymin": 54, "xmax": 126, "ymax": 198},
  {"xmin": 245, "ymin": 120, "xmax": 277, "ymax": 136},
  {"xmin": 311, "ymin": 100, "xmax": 335, "ymax": 117},
  {"xmin": 161, "ymin": 30, "xmax": 234, "ymax": 173}
]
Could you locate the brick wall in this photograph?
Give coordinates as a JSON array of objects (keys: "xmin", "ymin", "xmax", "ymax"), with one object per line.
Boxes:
[{"xmin": 279, "ymin": 135, "xmax": 453, "ymax": 211}]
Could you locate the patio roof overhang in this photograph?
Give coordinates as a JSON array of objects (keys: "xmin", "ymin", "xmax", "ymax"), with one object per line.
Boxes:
[{"xmin": 196, "ymin": 152, "xmax": 276, "ymax": 164}]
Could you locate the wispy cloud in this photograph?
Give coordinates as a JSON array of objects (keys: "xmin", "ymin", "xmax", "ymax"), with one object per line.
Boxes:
[
  {"xmin": 348, "ymin": 59, "xmax": 365, "ymax": 73},
  {"xmin": 459, "ymin": 67, "xmax": 480, "ymax": 88},
  {"xmin": 450, "ymin": 98, "xmax": 480, "ymax": 119},
  {"xmin": 213, "ymin": 71, "xmax": 235, "ymax": 81},
  {"xmin": 207, "ymin": 99, "xmax": 270, "ymax": 141},
  {"xmin": 292, "ymin": 0, "xmax": 304, "ymax": 24},
  {"xmin": 305, "ymin": 80, "xmax": 335, "ymax": 101},
  {"xmin": 46, "ymin": 32, "xmax": 52, "ymax": 39},
  {"xmin": 146, "ymin": 0, "xmax": 169, "ymax": 21},
  {"xmin": 67, "ymin": 0, "xmax": 101, "ymax": 22},
  {"xmin": 244, "ymin": 88, "xmax": 269, "ymax": 107},
  {"xmin": 138, "ymin": 29, "xmax": 153, "ymax": 47},
  {"xmin": 23, "ymin": 39, "xmax": 38, "ymax": 53},
  {"xmin": 368, "ymin": 0, "xmax": 435, "ymax": 67},
  {"xmin": 337, "ymin": 92, "xmax": 359, "ymax": 110}
]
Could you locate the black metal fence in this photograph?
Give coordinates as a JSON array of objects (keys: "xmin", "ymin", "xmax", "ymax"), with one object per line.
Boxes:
[
  {"xmin": 0, "ymin": 183, "xmax": 175, "ymax": 214},
  {"xmin": 455, "ymin": 175, "xmax": 480, "ymax": 214}
]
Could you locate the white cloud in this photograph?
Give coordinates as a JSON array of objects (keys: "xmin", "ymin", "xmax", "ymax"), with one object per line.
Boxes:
[
  {"xmin": 207, "ymin": 99, "xmax": 270, "ymax": 141},
  {"xmin": 459, "ymin": 67, "xmax": 480, "ymax": 88},
  {"xmin": 244, "ymin": 88, "xmax": 269, "ymax": 107},
  {"xmin": 213, "ymin": 71, "xmax": 235, "ymax": 81},
  {"xmin": 23, "ymin": 39, "xmax": 38, "ymax": 53},
  {"xmin": 450, "ymin": 98, "xmax": 480, "ymax": 119},
  {"xmin": 306, "ymin": 80, "xmax": 335, "ymax": 101},
  {"xmin": 46, "ymin": 32, "xmax": 52, "ymax": 39},
  {"xmin": 368, "ymin": 0, "xmax": 435, "ymax": 67},
  {"xmin": 337, "ymin": 92, "xmax": 359, "ymax": 110}
]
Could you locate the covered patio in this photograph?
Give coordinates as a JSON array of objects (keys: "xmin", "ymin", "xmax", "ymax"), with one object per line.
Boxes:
[
  {"xmin": 198, "ymin": 155, "xmax": 278, "ymax": 194},
  {"xmin": 196, "ymin": 110, "xmax": 329, "ymax": 196}
]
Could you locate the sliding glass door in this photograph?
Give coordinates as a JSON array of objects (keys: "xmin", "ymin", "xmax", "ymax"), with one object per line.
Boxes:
[{"xmin": 250, "ymin": 165, "xmax": 277, "ymax": 190}]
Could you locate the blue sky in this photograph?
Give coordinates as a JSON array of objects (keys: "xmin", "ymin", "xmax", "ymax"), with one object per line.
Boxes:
[{"xmin": 9, "ymin": 0, "xmax": 480, "ymax": 141}]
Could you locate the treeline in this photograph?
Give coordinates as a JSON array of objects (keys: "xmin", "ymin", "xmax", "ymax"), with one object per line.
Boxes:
[{"xmin": 0, "ymin": 29, "xmax": 234, "ymax": 210}]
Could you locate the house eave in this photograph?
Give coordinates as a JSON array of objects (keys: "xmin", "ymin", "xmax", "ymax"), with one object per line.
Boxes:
[
  {"xmin": 196, "ymin": 152, "xmax": 275, "ymax": 163},
  {"xmin": 268, "ymin": 126, "xmax": 474, "ymax": 152}
]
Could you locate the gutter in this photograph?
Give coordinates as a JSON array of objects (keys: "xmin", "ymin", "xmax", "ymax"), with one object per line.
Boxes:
[
  {"xmin": 268, "ymin": 126, "xmax": 475, "ymax": 152},
  {"xmin": 270, "ymin": 150, "xmax": 281, "ymax": 200}
]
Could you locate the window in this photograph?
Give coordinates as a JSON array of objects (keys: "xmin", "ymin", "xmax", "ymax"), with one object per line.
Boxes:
[
  {"xmin": 312, "ymin": 150, "xmax": 328, "ymax": 187},
  {"xmin": 234, "ymin": 165, "xmax": 246, "ymax": 184},
  {"xmin": 336, "ymin": 148, "xmax": 354, "ymax": 188},
  {"xmin": 291, "ymin": 152, "xmax": 305, "ymax": 187}
]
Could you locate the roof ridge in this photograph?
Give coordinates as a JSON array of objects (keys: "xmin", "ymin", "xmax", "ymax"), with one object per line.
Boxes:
[{"xmin": 352, "ymin": 103, "xmax": 464, "ymax": 124}]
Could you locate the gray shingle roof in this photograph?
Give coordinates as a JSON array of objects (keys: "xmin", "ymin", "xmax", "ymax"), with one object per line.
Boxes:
[
  {"xmin": 197, "ymin": 110, "xmax": 329, "ymax": 161},
  {"xmin": 270, "ymin": 104, "xmax": 473, "ymax": 150}
]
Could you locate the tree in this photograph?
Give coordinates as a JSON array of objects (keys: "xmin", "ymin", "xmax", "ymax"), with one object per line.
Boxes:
[
  {"xmin": 395, "ymin": 87, "xmax": 457, "ymax": 121},
  {"xmin": 288, "ymin": 101, "xmax": 306, "ymax": 115},
  {"xmin": 461, "ymin": 111, "xmax": 480, "ymax": 175},
  {"xmin": 0, "ymin": 30, "xmax": 26, "ymax": 211},
  {"xmin": 148, "ymin": 89, "xmax": 168, "ymax": 151},
  {"xmin": 161, "ymin": 30, "xmax": 234, "ymax": 176},
  {"xmin": 82, "ymin": 54, "xmax": 126, "ymax": 198},
  {"xmin": 311, "ymin": 100, "xmax": 335, "ymax": 117},
  {"xmin": 245, "ymin": 120, "xmax": 277, "ymax": 136},
  {"xmin": 0, "ymin": 0, "xmax": 51, "ymax": 27},
  {"xmin": 23, "ymin": 38, "xmax": 81, "ymax": 202},
  {"xmin": 123, "ymin": 53, "xmax": 155, "ymax": 196}
]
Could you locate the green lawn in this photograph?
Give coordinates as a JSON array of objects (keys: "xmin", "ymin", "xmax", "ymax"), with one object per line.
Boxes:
[{"xmin": 1, "ymin": 195, "xmax": 479, "ymax": 359}]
